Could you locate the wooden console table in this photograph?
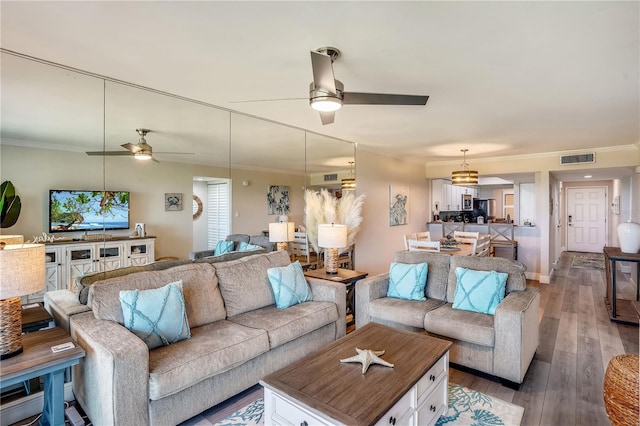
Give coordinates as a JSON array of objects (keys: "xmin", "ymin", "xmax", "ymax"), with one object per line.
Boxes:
[{"xmin": 604, "ymin": 247, "xmax": 640, "ymax": 325}]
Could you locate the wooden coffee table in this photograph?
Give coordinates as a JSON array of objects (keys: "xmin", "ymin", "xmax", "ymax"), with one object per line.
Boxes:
[{"xmin": 260, "ymin": 323, "xmax": 451, "ymax": 426}]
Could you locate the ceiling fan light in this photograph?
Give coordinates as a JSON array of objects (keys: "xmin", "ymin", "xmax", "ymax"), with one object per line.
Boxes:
[
  {"xmin": 310, "ymin": 97, "xmax": 342, "ymax": 112},
  {"xmin": 134, "ymin": 152, "xmax": 152, "ymax": 161}
]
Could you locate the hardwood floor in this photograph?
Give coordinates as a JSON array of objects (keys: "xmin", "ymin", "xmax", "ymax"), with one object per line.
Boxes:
[{"xmin": 452, "ymin": 251, "xmax": 638, "ymax": 426}]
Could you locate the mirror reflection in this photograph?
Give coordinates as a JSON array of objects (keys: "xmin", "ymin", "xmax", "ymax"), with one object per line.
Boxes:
[{"xmin": 0, "ymin": 51, "xmax": 357, "ymax": 268}]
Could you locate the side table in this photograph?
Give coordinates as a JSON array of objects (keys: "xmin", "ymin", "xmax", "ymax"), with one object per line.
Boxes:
[
  {"xmin": 22, "ymin": 303, "xmax": 54, "ymax": 333},
  {"xmin": 0, "ymin": 327, "xmax": 85, "ymax": 426},
  {"xmin": 603, "ymin": 247, "xmax": 640, "ymax": 325},
  {"xmin": 304, "ymin": 268, "xmax": 368, "ymax": 327}
]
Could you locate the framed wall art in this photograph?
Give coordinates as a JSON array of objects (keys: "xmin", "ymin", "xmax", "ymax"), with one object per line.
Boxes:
[
  {"xmin": 267, "ymin": 185, "xmax": 290, "ymax": 215},
  {"xmin": 165, "ymin": 193, "xmax": 183, "ymax": 211},
  {"xmin": 389, "ymin": 185, "xmax": 409, "ymax": 226}
]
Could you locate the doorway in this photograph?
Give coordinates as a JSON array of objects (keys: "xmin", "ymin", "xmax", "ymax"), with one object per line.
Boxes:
[
  {"xmin": 566, "ymin": 186, "xmax": 607, "ymax": 253},
  {"xmin": 193, "ymin": 177, "xmax": 231, "ymax": 252}
]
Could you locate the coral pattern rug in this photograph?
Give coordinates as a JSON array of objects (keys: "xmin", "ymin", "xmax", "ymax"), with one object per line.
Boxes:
[{"xmin": 213, "ymin": 383, "xmax": 524, "ymax": 426}]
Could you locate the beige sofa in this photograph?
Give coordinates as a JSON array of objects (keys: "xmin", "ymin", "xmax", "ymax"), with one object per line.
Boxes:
[
  {"xmin": 45, "ymin": 251, "xmax": 346, "ymax": 425},
  {"xmin": 355, "ymin": 250, "xmax": 539, "ymax": 386}
]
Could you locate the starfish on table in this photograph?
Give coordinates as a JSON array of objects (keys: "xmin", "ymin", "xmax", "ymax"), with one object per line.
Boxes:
[{"xmin": 340, "ymin": 348, "xmax": 394, "ymax": 374}]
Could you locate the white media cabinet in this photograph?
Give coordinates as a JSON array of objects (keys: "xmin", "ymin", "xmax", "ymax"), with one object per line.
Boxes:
[{"xmin": 29, "ymin": 237, "xmax": 156, "ymax": 303}]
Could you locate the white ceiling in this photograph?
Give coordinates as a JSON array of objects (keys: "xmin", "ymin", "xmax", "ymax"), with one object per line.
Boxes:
[{"xmin": 1, "ymin": 1, "xmax": 638, "ymax": 172}]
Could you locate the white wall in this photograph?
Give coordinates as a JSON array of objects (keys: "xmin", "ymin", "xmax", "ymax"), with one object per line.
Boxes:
[{"xmin": 354, "ymin": 149, "xmax": 429, "ymax": 275}]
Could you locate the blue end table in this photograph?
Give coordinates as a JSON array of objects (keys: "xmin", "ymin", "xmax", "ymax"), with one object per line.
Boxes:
[{"xmin": 0, "ymin": 327, "xmax": 85, "ymax": 426}]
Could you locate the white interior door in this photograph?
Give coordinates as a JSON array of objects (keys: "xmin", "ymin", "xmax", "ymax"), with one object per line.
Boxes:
[{"xmin": 566, "ymin": 187, "xmax": 607, "ymax": 252}]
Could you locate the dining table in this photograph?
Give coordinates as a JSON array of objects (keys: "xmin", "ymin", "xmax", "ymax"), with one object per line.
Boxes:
[{"xmin": 439, "ymin": 242, "xmax": 475, "ymax": 256}]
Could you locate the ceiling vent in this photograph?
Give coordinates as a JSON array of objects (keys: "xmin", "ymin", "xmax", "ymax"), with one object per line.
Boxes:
[
  {"xmin": 560, "ymin": 153, "xmax": 595, "ymax": 165},
  {"xmin": 323, "ymin": 173, "xmax": 338, "ymax": 182}
]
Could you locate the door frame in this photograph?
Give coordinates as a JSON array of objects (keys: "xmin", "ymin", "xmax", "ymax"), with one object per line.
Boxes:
[{"xmin": 565, "ymin": 185, "xmax": 608, "ymax": 252}]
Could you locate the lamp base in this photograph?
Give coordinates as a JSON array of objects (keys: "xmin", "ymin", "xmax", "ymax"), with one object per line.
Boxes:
[
  {"xmin": 324, "ymin": 248, "xmax": 339, "ymax": 274},
  {"xmin": 0, "ymin": 297, "xmax": 23, "ymax": 360},
  {"xmin": 276, "ymin": 242, "xmax": 289, "ymax": 252}
]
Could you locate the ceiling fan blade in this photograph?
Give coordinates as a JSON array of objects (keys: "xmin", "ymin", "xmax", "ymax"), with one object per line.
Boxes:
[
  {"xmin": 343, "ymin": 92, "xmax": 429, "ymax": 106},
  {"xmin": 86, "ymin": 151, "xmax": 134, "ymax": 156},
  {"xmin": 152, "ymin": 157, "xmax": 160, "ymax": 163},
  {"xmin": 153, "ymin": 152, "xmax": 196, "ymax": 155},
  {"xmin": 121, "ymin": 143, "xmax": 141, "ymax": 153},
  {"xmin": 230, "ymin": 97, "xmax": 306, "ymax": 104},
  {"xmin": 319, "ymin": 111, "xmax": 335, "ymax": 125},
  {"xmin": 310, "ymin": 51, "xmax": 336, "ymax": 94}
]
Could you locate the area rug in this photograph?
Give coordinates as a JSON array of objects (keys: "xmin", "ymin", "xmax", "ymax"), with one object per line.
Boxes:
[
  {"xmin": 214, "ymin": 383, "xmax": 524, "ymax": 426},
  {"xmin": 570, "ymin": 254, "xmax": 605, "ymax": 270}
]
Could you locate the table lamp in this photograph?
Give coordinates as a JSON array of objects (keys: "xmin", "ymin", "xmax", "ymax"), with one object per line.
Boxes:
[
  {"xmin": 318, "ymin": 224, "xmax": 347, "ymax": 274},
  {"xmin": 0, "ymin": 243, "xmax": 46, "ymax": 359},
  {"xmin": 269, "ymin": 222, "xmax": 295, "ymax": 251}
]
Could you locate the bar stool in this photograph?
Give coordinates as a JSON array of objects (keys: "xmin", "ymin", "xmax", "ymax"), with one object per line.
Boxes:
[{"xmin": 489, "ymin": 223, "xmax": 518, "ymax": 260}]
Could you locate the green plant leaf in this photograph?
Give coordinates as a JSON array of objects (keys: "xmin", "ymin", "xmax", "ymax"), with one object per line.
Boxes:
[{"xmin": 1, "ymin": 194, "xmax": 21, "ymax": 228}]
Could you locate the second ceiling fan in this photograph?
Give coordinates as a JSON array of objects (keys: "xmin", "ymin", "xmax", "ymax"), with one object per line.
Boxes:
[
  {"xmin": 309, "ymin": 47, "xmax": 429, "ymax": 125},
  {"xmin": 86, "ymin": 129, "xmax": 194, "ymax": 162}
]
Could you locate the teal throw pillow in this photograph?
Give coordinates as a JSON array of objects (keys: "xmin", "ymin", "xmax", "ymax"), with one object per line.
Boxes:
[
  {"xmin": 119, "ymin": 280, "xmax": 191, "ymax": 349},
  {"xmin": 238, "ymin": 241, "xmax": 262, "ymax": 251},
  {"xmin": 452, "ymin": 267, "xmax": 508, "ymax": 315},
  {"xmin": 387, "ymin": 262, "xmax": 428, "ymax": 301},
  {"xmin": 267, "ymin": 261, "xmax": 313, "ymax": 309},
  {"xmin": 214, "ymin": 240, "xmax": 235, "ymax": 256}
]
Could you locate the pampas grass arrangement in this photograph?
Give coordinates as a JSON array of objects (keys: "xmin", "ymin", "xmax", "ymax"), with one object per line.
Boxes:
[{"xmin": 305, "ymin": 189, "xmax": 365, "ymax": 253}]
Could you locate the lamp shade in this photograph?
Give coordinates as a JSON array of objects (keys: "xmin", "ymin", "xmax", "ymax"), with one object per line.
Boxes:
[
  {"xmin": 0, "ymin": 244, "xmax": 46, "ymax": 299},
  {"xmin": 451, "ymin": 170, "xmax": 479, "ymax": 185},
  {"xmin": 269, "ymin": 222, "xmax": 295, "ymax": 243},
  {"xmin": 318, "ymin": 224, "xmax": 347, "ymax": 249}
]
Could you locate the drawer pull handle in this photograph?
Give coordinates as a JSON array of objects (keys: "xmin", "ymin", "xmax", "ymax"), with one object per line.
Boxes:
[
  {"xmin": 301, "ymin": 422, "xmax": 308, "ymax": 426},
  {"xmin": 388, "ymin": 416, "xmax": 396, "ymax": 425},
  {"xmin": 430, "ymin": 374, "xmax": 436, "ymax": 381},
  {"xmin": 430, "ymin": 405, "xmax": 436, "ymax": 412}
]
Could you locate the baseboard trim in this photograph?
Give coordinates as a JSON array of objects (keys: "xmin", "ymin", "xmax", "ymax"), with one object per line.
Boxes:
[{"xmin": 0, "ymin": 382, "xmax": 73, "ymax": 426}]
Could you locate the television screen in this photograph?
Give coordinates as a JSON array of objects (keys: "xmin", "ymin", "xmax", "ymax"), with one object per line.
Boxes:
[{"xmin": 49, "ymin": 190, "xmax": 130, "ymax": 232}]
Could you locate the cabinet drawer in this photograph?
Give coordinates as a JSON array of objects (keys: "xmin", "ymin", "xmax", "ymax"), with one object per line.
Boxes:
[
  {"xmin": 271, "ymin": 393, "xmax": 329, "ymax": 426},
  {"xmin": 415, "ymin": 377, "xmax": 447, "ymax": 426},
  {"xmin": 416, "ymin": 352, "xmax": 447, "ymax": 401},
  {"xmin": 375, "ymin": 388, "xmax": 414, "ymax": 426}
]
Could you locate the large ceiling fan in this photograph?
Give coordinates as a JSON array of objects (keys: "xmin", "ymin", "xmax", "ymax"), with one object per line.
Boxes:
[
  {"xmin": 86, "ymin": 129, "xmax": 194, "ymax": 162},
  {"xmin": 309, "ymin": 47, "xmax": 429, "ymax": 125}
]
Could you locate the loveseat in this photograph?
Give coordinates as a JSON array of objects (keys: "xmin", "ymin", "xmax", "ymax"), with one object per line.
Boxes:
[
  {"xmin": 45, "ymin": 251, "xmax": 346, "ymax": 425},
  {"xmin": 355, "ymin": 250, "xmax": 539, "ymax": 386}
]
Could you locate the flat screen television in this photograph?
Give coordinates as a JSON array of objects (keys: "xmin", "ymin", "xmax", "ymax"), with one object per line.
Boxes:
[{"xmin": 49, "ymin": 190, "xmax": 130, "ymax": 232}]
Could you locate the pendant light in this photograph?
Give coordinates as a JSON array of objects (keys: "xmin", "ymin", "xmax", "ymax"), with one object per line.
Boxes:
[
  {"xmin": 451, "ymin": 149, "xmax": 478, "ymax": 185},
  {"xmin": 341, "ymin": 161, "xmax": 356, "ymax": 191}
]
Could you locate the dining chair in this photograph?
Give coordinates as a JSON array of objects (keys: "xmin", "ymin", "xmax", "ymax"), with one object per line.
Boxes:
[
  {"xmin": 443, "ymin": 222, "xmax": 464, "ymax": 238},
  {"xmin": 408, "ymin": 239, "xmax": 441, "ymax": 252},
  {"xmin": 403, "ymin": 233, "xmax": 417, "ymax": 250},
  {"xmin": 415, "ymin": 231, "xmax": 431, "ymax": 241},
  {"xmin": 488, "ymin": 223, "xmax": 518, "ymax": 260},
  {"xmin": 474, "ymin": 235, "xmax": 491, "ymax": 257},
  {"xmin": 290, "ymin": 232, "xmax": 319, "ymax": 269},
  {"xmin": 453, "ymin": 230, "xmax": 480, "ymax": 240}
]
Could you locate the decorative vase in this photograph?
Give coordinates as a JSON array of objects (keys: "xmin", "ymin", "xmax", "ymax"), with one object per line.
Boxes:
[{"xmin": 617, "ymin": 221, "xmax": 640, "ymax": 254}]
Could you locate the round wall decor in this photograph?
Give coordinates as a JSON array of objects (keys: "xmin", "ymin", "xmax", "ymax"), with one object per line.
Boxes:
[{"xmin": 193, "ymin": 194, "xmax": 203, "ymax": 220}]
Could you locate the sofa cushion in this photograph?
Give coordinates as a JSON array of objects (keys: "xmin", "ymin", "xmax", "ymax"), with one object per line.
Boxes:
[
  {"xmin": 387, "ymin": 262, "xmax": 427, "ymax": 301},
  {"xmin": 452, "ymin": 268, "xmax": 507, "ymax": 315},
  {"xmin": 193, "ymin": 247, "xmax": 267, "ymax": 263},
  {"xmin": 424, "ymin": 303, "xmax": 495, "ymax": 347},
  {"xmin": 216, "ymin": 251, "xmax": 290, "ymax": 316},
  {"xmin": 267, "ymin": 261, "xmax": 313, "ymax": 308},
  {"xmin": 225, "ymin": 233, "xmax": 251, "ymax": 250},
  {"xmin": 238, "ymin": 241, "xmax": 263, "ymax": 252},
  {"xmin": 90, "ymin": 263, "xmax": 225, "ymax": 328},
  {"xmin": 214, "ymin": 240, "xmax": 235, "ymax": 256},
  {"xmin": 148, "ymin": 320, "xmax": 269, "ymax": 400},
  {"xmin": 78, "ymin": 259, "xmax": 190, "ymax": 304},
  {"xmin": 120, "ymin": 280, "xmax": 190, "ymax": 349},
  {"xmin": 249, "ymin": 235, "xmax": 276, "ymax": 252},
  {"xmin": 228, "ymin": 301, "xmax": 338, "ymax": 349},
  {"xmin": 369, "ymin": 297, "xmax": 445, "ymax": 329},
  {"xmin": 446, "ymin": 256, "xmax": 527, "ymax": 303},
  {"xmin": 394, "ymin": 251, "xmax": 450, "ymax": 301}
]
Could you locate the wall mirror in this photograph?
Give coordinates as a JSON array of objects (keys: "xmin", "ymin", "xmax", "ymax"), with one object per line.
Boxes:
[{"xmin": 0, "ymin": 50, "xmax": 356, "ymax": 260}]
